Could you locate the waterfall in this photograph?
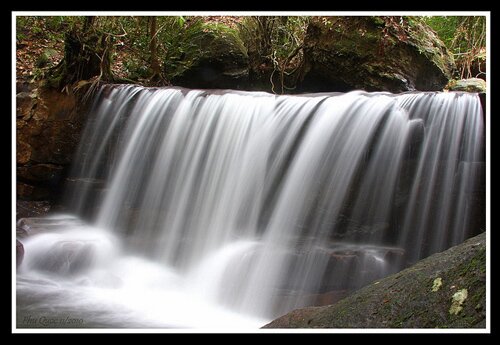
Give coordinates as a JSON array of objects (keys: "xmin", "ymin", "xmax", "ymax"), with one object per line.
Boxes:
[{"xmin": 16, "ymin": 85, "xmax": 485, "ymax": 328}]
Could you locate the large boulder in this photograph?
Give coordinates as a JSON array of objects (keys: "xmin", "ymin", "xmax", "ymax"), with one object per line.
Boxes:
[
  {"xmin": 298, "ymin": 17, "xmax": 456, "ymax": 93},
  {"xmin": 446, "ymin": 78, "xmax": 486, "ymax": 93},
  {"xmin": 263, "ymin": 232, "xmax": 486, "ymax": 328},
  {"xmin": 170, "ymin": 26, "xmax": 249, "ymax": 90}
]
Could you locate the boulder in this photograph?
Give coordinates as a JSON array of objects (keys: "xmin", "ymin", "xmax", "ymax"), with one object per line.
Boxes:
[
  {"xmin": 170, "ymin": 27, "xmax": 249, "ymax": 90},
  {"xmin": 263, "ymin": 232, "xmax": 486, "ymax": 328},
  {"xmin": 446, "ymin": 78, "xmax": 486, "ymax": 93},
  {"xmin": 298, "ymin": 17, "xmax": 456, "ymax": 93},
  {"xmin": 16, "ymin": 215, "xmax": 84, "ymax": 238},
  {"xmin": 16, "ymin": 239, "xmax": 24, "ymax": 268}
]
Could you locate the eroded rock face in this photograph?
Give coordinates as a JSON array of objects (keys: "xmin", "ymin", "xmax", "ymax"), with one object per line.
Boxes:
[
  {"xmin": 16, "ymin": 83, "xmax": 86, "ymax": 201},
  {"xmin": 298, "ymin": 17, "xmax": 456, "ymax": 93},
  {"xmin": 263, "ymin": 232, "xmax": 486, "ymax": 329}
]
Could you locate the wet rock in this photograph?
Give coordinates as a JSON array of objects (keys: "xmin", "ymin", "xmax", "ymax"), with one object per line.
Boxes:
[
  {"xmin": 34, "ymin": 241, "xmax": 95, "ymax": 274},
  {"xmin": 16, "ymin": 239, "xmax": 24, "ymax": 268},
  {"xmin": 16, "ymin": 215, "xmax": 83, "ymax": 238},
  {"xmin": 263, "ymin": 232, "xmax": 486, "ymax": 328}
]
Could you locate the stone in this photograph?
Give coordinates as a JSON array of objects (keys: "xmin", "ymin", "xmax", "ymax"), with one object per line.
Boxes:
[
  {"xmin": 16, "ymin": 141, "xmax": 32, "ymax": 165},
  {"xmin": 16, "ymin": 239, "xmax": 24, "ymax": 268},
  {"xmin": 16, "ymin": 92, "xmax": 35, "ymax": 119},
  {"xmin": 33, "ymin": 241, "xmax": 95, "ymax": 274},
  {"xmin": 263, "ymin": 232, "xmax": 486, "ymax": 328},
  {"xmin": 298, "ymin": 17, "xmax": 455, "ymax": 93},
  {"xmin": 16, "ymin": 200, "xmax": 52, "ymax": 221},
  {"xmin": 17, "ymin": 182, "xmax": 50, "ymax": 201},
  {"xmin": 170, "ymin": 26, "xmax": 249, "ymax": 90},
  {"xmin": 446, "ymin": 78, "xmax": 486, "ymax": 93},
  {"xmin": 17, "ymin": 164, "xmax": 64, "ymax": 183},
  {"xmin": 16, "ymin": 215, "xmax": 83, "ymax": 237}
]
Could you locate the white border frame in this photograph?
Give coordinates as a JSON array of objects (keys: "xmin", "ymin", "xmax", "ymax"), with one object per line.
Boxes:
[{"xmin": 12, "ymin": 10, "xmax": 491, "ymax": 334}]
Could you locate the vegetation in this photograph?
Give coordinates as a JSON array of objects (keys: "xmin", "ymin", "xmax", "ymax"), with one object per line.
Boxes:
[
  {"xmin": 423, "ymin": 16, "xmax": 486, "ymax": 79},
  {"xmin": 238, "ymin": 16, "xmax": 310, "ymax": 93},
  {"xmin": 16, "ymin": 15, "xmax": 487, "ymax": 92}
]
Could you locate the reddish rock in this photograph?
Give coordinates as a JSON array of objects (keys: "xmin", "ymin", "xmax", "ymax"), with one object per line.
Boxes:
[{"xmin": 16, "ymin": 141, "xmax": 32, "ymax": 165}]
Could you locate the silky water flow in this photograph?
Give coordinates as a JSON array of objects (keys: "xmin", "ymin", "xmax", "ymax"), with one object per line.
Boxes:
[{"xmin": 16, "ymin": 85, "xmax": 485, "ymax": 329}]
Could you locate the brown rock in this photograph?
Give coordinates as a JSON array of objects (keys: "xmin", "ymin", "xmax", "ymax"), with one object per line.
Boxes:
[
  {"xmin": 16, "ymin": 91, "xmax": 35, "ymax": 119},
  {"xmin": 16, "ymin": 83, "xmax": 88, "ymax": 201},
  {"xmin": 17, "ymin": 182, "xmax": 50, "ymax": 200},
  {"xmin": 16, "ymin": 141, "xmax": 32, "ymax": 165},
  {"xmin": 16, "ymin": 200, "xmax": 52, "ymax": 221},
  {"xmin": 17, "ymin": 164, "xmax": 64, "ymax": 182}
]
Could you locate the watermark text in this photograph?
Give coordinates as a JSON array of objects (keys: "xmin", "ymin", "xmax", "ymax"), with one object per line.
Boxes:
[{"xmin": 22, "ymin": 315, "xmax": 85, "ymax": 327}]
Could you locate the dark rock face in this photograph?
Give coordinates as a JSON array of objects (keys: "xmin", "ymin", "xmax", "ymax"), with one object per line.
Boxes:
[
  {"xmin": 16, "ymin": 83, "xmax": 87, "ymax": 201},
  {"xmin": 16, "ymin": 200, "xmax": 52, "ymax": 221},
  {"xmin": 263, "ymin": 232, "xmax": 486, "ymax": 328},
  {"xmin": 171, "ymin": 30, "xmax": 249, "ymax": 90},
  {"xmin": 298, "ymin": 17, "xmax": 455, "ymax": 93}
]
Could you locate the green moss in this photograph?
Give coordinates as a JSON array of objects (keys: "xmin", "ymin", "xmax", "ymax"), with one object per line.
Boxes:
[
  {"xmin": 456, "ymin": 248, "xmax": 486, "ymax": 277},
  {"xmin": 164, "ymin": 20, "xmax": 248, "ymax": 82},
  {"xmin": 203, "ymin": 22, "xmax": 247, "ymax": 55}
]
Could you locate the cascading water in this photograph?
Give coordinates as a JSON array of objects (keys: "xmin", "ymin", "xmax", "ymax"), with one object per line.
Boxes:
[{"xmin": 16, "ymin": 85, "xmax": 485, "ymax": 329}]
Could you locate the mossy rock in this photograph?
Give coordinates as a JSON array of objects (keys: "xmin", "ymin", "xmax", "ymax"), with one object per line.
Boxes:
[
  {"xmin": 446, "ymin": 78, "xmax": 486, "ymax": 93},
  {"xmin": 263, "ymin": 232, "xmax": 486, "ymax": 328},
  {"xmin": 298, "ymin": 17, "xmax": 456, "ymax": 93},
  {"xmin": 170, "ymin": 24, "xmax": 249, "ymax": 90}
]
